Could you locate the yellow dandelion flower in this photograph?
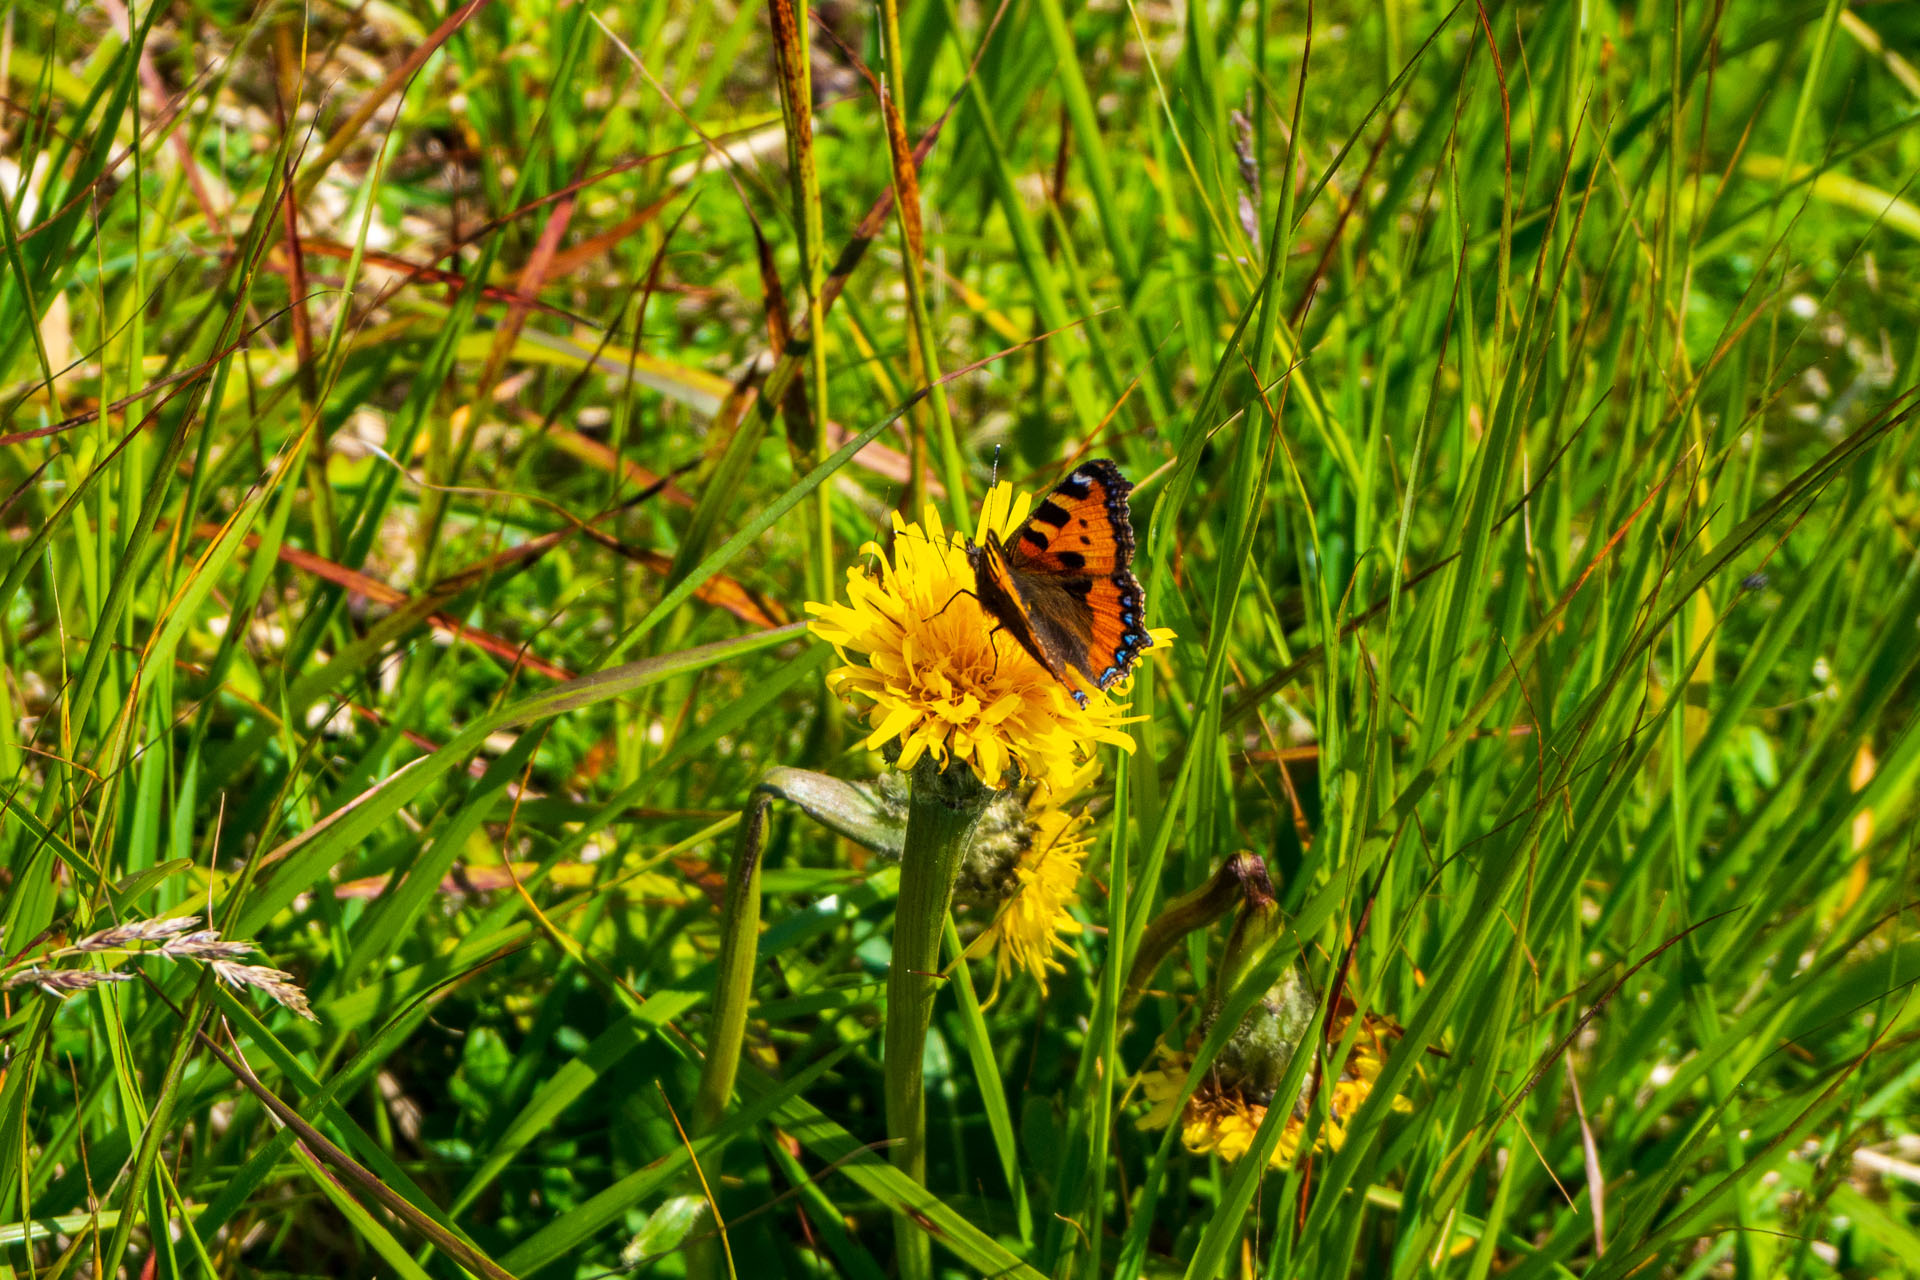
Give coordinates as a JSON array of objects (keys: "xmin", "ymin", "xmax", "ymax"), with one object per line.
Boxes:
[
  {"xmin": 1136, "ymin": 1013, "xmax": 1410, "ymax": 1168},
  {"xmin": 806, "ymin": 484, "xmax": 1170, "ymax": 790}
]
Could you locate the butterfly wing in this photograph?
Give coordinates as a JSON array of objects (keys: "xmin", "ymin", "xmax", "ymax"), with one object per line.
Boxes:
[
  {"xmin": 968, "ymin": 536, "xmax": 1072, "ymax": 684},
  {"xmin": 1002, "ymin": 459, "xmax": 1135, "ymax": 577},
  {"xmin": 995, "ymin": 459, "xmax": 1153, "ymax": 691}
]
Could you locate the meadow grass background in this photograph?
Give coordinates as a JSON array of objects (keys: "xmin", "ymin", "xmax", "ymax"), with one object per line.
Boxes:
[{"xmin": 4, "ymin": 0, "xmax": 1920, "ymax": 1276}]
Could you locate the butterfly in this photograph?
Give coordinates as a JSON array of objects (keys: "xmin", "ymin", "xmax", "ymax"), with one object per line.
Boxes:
[{"xmin": 965, "ymin": 459, "xmax": 1153, "ymax": 707}]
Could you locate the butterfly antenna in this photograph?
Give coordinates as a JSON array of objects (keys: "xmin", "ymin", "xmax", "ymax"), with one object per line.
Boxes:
[{"xmin": 990, "ymin": 444, "xmax": 1001, "ymax": 488}]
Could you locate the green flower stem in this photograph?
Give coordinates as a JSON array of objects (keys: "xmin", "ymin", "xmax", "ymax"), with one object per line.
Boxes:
[{"xmin": 886, "ymin": 759, "xmax": 993, "ymax": 1280}]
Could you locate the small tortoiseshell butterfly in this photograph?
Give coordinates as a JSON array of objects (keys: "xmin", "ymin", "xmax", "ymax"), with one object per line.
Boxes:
[{"xmin": 966, "ymin": 459, "xmax": 1153, "ymax": 707}]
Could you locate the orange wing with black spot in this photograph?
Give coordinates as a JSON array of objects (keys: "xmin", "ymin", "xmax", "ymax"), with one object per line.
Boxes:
[
  {"xmin": 978, "ymin": 459, "xmax": 1152, "ymax": 699},
  {"xmin": 1002, "ymin": 459, "xmax": 1135, "ymax": 577}
]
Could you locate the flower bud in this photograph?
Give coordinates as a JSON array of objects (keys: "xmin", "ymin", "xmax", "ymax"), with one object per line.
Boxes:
[
  {"xmin": 1208, "ymin": 861, "xmax": 1284, "ymax": 1015},
  {"xmin": 1124, "ymin": 852, "xmax": 1271, "ymax": 1017},
  {"xmin": 756, "ymin": 766, "xmax": 908, "ymax": 859}
]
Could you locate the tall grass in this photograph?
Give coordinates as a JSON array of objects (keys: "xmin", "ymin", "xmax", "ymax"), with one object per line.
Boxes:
[{"xmin": 3, "ymin": 0, "xmax": 1919, "ymax": 1276}]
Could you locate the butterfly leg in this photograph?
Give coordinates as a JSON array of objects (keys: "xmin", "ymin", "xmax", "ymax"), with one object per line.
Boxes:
[{"xmin": 926, "ymin": 586, "xmax": 982, "ymax": 622}]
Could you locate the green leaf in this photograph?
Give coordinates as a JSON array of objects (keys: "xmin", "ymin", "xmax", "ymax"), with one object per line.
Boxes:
[{"xmin": 620, "ymin": 1195, "xmax": 709, "ymax": 1265}]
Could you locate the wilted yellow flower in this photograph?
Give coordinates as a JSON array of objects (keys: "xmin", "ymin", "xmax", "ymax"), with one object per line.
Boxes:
[
  {"xmin": 806, "ymin": 485, "xmax": 1168, "ymax": 790},
  {"xmin": 950, "ymin": 758, "xmax": 1095, "ymax": 995},
  {"xmin": 982, "ymin": 801, "xmax": 1088, "ymax": 991},
  {"xmin": 1137, "ymin": 1013, "xmax": 1408, "ymax": 1167},
  {"xmin": 1139, "ymin": 1051, "xmax": 1287, "ymax": 1164}
]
